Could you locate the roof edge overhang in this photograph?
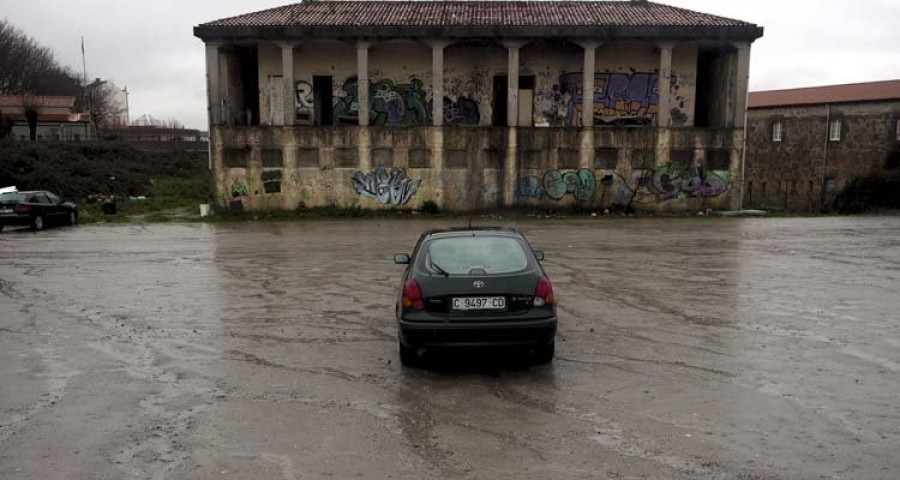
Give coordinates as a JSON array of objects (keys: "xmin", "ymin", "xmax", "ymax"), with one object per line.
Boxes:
[
  {"xmin": 749, "ymin": 98, "xmax": 900, "ymax": 110},
  {"xmin": 194, "ymin": 24, "xmax": 764, "ymax": 43}
]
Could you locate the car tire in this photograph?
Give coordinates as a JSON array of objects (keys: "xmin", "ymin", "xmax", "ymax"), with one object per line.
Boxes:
[
  {"xmin": 0, "ymin": 224, "xmax": 4, "ymax": 233},
  {"xmin": 399, "ymin": 341, "xmax": 419, "ymax": 367},
  {"xmin": 68, "ymin": 211, "xmax": 77, "ymax": 226},
  {"xmin": 534, "ymin": 341, "xmax": 555, "ymax": 365},
  {"xmin": 32, "ymin": 215, "xmax": 44, "ymax": 231}
]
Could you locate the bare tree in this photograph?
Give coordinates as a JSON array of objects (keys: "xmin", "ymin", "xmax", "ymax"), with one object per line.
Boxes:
[{"xmin": 0, "ymin": 19, "xmax": 81, "ymax": 96}]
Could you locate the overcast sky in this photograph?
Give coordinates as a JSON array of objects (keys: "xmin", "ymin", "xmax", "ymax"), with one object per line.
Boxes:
[{"xmin": 5, "ymin": 0, "xmax": 900, "ymax": 129}]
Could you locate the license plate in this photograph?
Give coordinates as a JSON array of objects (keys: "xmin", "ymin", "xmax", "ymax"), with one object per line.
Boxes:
[{"xmin": 452, "ymin": 297, "xmax": 506, "ymax": 311}]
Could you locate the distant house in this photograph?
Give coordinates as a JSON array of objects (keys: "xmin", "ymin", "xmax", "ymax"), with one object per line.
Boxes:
[
  {"xmin": 744, "ymin": 80, "xmax": 900, "ymax": 212},
  {"xmin": 0, "ymin": 96, "xmax": 92, "ymax": 141}
]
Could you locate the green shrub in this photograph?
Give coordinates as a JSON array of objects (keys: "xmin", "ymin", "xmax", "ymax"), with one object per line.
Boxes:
[{"xmin": 834, "ymin": 169, "xmax": 900, "ymax": 213}]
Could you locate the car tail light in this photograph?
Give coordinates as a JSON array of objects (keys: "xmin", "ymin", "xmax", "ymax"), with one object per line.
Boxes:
[
  {"xmin": 533, "ymin": 276, "xmax": 555, "ymax": 307},
  {"xmin": 16, "ymin": 204, "xmax": 30, "ymax": 213},
  {"xmin": 402, "ymin": 279, "xmax": 425, "ymax": 310}
]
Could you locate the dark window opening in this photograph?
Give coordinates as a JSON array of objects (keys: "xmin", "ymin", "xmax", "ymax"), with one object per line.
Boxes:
[
  {"xmin": 492, "ymin": 76, "xmax": 508, "ymax": 127},
  {"xmin": 234, "ymin": 46, "xmax": 260, "ymax": 126},
  {"xmin": 695, "ymin": 47, "xmax": 733, "ymax": 128},
  {"xmin": 313, "ymin": 76, "xmax": 334, "ymax": 126},
  {"xmin": 262, "ymin": 149, "xmax": 283, "ymax": 168},
  {"xmin": 594, "ymin": 148, "xmax": 618, "ymax": 169}
]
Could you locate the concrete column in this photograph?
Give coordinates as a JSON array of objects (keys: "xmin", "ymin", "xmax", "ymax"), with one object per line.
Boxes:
[
  {"xmin": 426, "ymin": 40, "xmax": 451, "ymax": 126},
  {"xmin": 205, "ymin": 42, "xmax": 223, "ymax": 127},
  {"xmin": 279, "ymin": 42, "xmax": 297, "ymax": 127},
  {"xmin": 732, "ymin": 42, "xmax": 752, "ymax": 128},
  {"xmin": 577, "ymin": 41, "xmax": 601, "ymax": 128},
  {"xmin": 356, "ymin": 42, "xmax": 371, "ymax": 127},
  {"xmin": 656, "ymin": 42, "xmax": 675, "ymax": 128},
  {"xmin": 502, "ymin": 40, "xmax": 528, "ymax": 127}
]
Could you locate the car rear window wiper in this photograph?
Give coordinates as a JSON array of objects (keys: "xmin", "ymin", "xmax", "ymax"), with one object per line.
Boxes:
[{"xmin": 429, "ymin": 258, "xmax": 451, "ymax": 277}]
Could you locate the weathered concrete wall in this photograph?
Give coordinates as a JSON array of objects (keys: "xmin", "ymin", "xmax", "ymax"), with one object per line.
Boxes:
[
  {"xmin": 255, "ymin": 40, "xmax": 700, "ymax": 129},
  {"xmin": 212, "ymin": 125, "xmax": 742, "ymax": 213},
  {"xmin": 745, "ymin": 101, "xmax": 900, "ymax": 212}
]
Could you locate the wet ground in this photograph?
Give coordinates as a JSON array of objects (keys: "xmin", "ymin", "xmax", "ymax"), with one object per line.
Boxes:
[{"xmin": 1, "ymin": 217, "xmax": 899, "ymax": 480}]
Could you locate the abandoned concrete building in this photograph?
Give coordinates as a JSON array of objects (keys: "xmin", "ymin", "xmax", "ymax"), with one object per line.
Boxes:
[
  {"xmin": 745, "ymin": 80, "xmax": 900, "ymax": 212},
  {"xmin": 194, "ymin": 0, "xmax": 763, "ymax": 212}
]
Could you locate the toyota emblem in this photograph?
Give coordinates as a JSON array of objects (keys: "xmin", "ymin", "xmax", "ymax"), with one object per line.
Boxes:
[{"xmin": 473, "ymin": 281, "xmax": 486, "ymax": 289}]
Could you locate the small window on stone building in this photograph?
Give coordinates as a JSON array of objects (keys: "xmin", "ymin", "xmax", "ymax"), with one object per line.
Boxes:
[
  {"xmin": 772, "ymin": 120, "xmax": 783, "ymax": 142},
  {"xmin": 829, "ymin": 119, "xmax": 842, "ymax": 142},
  {"xmin": 895, "ymin": 119, "xmax": 900, "ymax": 141}
]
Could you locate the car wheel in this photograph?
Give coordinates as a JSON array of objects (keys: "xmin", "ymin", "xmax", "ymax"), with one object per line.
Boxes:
[
  {"xmin": 32, "ymin": 215, "xmax": 44, "ymax": 231},
  {"xmin": 0, "ymin": 224, "xmax": 4, "ymax": 233},
  {"xmin": 534, "ymin": 341, "xmax": 555, "ymax": 365},
  {"xmin": 68, "ymin": 211, "xmax": 77, "ymax": 226},
  {"xmin": 399, "ymin": 341, "xmax": 419, "ymax": 367}
]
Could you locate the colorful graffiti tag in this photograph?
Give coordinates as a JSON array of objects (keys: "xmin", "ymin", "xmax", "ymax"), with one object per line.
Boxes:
[
  {"xmin": 443, "ymin": 96, "xmax": 480, "ymax": 126},
  {"xmin": 615, "ymin": 163, "xmax": 729, "ymax": 204},
  {"xmin": 333, "ymin": 77, "xmax": 360, "ymax": 125},
  {"xmin": 517, "ymin": 169, "xmax": 596, "ymax": 201},
  {"xmin": 333, "ymin": 76, "xmax": 432, "ymax": 126},
  {"xmin": 554, "ymin": 72, "xmax": 680, "ymax": 127},
  {"xmin": 371, "ymin": 78, "xmax": 430, "ymax": 126},
  {"xmin": 544, "ymin": 169, "xmax": 596, "ymax": 201},
  {"xmin": 295, "ymin": 81, "xmax": 313, "ymax": 123},
  {"xmin": 352, "ymin": 167, "xmax": 421, "ymax": 205}
]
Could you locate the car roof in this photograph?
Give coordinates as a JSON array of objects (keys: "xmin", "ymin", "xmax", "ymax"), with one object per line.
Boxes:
[{"xmin": 421, "ymin": 227, "xmax": 523, "ymax": 239}]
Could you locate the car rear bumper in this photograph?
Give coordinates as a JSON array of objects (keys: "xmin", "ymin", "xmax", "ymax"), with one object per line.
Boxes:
[
  {"xmin": 0, "ymin": 214, "xmax": 32, "ymax": 226},
  {"xmin": 398, "ymin": 317, "xmax": 557, "ymax": 348}
]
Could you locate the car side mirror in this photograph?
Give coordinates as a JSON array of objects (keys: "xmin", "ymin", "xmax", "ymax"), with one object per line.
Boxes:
[
  {"xmin": 533, "ymin": 251, "xmax": 545, "ymax": 261},
  {"xmin": 394, "ymin": 253, "xmax": 411, "ymax": 265}
]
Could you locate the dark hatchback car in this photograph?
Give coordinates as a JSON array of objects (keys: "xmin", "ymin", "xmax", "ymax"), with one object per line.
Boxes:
[
  {"xmin": 394, "ymin": 228, "xmax": 557, "ymax": 366},
  {"xmin": 0, "ymin": 191, "xmax": 78, "ymax": 232}
]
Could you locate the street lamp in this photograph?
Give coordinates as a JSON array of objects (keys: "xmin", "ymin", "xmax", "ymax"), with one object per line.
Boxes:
[{"xmin": 121, "ymin": 87, "xmax": 130, "ymax": 126}]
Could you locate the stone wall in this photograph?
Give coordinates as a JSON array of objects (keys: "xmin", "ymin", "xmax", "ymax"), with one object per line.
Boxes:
[{"xmin": 745, "ymin": 101, "xmax": 900, "ymax": 212}]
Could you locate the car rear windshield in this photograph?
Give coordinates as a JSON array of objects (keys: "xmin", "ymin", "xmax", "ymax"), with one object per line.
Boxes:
[
  {"xmin": 420, "ymin": 236, "xmax": 531, "ymax": 276},
  {"xmin": 0, "ymin": 193, "xmax": 26, "ymax": 203}
]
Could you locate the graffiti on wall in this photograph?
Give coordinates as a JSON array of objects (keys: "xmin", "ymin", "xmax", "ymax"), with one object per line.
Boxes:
[
  {"xmin": 333, "ymin": 77, "xmax": 360, "ymax": 125},
  {"xmin": 231, "ymin": 180, "xmax": 248, "ymax": 198},
  {"xmin": 615, "ymin": 163, "xmax": 729, "ymax": 204},
  {"xmin": 352, "ymin": 167, "xmax": 421, "ymax": 205},
  {"xmin": 545, "ymin": 71, "xmax": 681, "ymax": 127},
  {"xmin": 443, "ymin": 96, "xmax": 480, "ymax": 126},
  {"xmin": 295, "ymin": 81, "xmax": 313, "ymax": 123},
  {"xmin": 261, "ymin": 170, "xmax": 283, "ymax": 194},
  {"xmin": 333, "ymin": 76, "xmax": 431, "ymax": 126},
  {"xmin": 516, "ymin": 169, "xmax": 596, "ymax": 201}
]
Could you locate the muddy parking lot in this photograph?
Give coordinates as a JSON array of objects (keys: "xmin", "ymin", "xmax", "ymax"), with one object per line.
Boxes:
[{"xmin": 1, "ymin": 217, "xmax": 899, "ymax": 479}]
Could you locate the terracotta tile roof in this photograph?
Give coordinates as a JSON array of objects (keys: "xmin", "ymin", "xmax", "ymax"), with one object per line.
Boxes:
[
  {"xmin": 749, "ymin": 80, "xmax": 900, "ymax": 109},
  {"xmin": 0, "ymin": 96, "xmax": 76, "ymax": 109},
  {"xmin": 202, "ymin": 1, "xmax": 755, "ymax": 28}
]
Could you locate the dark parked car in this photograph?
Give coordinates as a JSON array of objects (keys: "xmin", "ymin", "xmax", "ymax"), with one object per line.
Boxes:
[
  {"xmin": 0, "ymin": 191, "xmax": 78, "ymax": 232},
  {"xmin": 393, "ymin": 228, "xmax": 557, "ymax": 366}
]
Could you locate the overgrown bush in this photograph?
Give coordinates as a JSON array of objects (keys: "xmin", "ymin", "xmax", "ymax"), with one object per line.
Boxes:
[
  {"xmin": 0, "ymin": 141, "xmax": 207, "ymax": 201},
  {"xmin": 834, "ymin": 169, "xmax": 900, "ymax": 213}
]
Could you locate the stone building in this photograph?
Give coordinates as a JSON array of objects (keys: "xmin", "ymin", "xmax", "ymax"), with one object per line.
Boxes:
[
  {"xmin": 745, "ymin": 80, "xmax": 900, "ymax": 212},
  {"xmin": 194, "ymin": 0, "xmax": 762, "ymax": 212}
]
